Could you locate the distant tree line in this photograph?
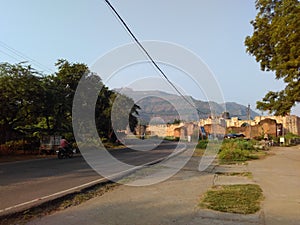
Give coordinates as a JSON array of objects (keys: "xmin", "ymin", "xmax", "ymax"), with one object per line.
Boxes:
[{"xmin": 0, "ymin": 59, "xmax": 139, "ymax": 146}]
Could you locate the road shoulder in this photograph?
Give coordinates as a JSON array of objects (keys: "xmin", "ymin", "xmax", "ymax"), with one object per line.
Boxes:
[{"xmin": 248, "ymin": 146, "xmax": 300, "ymax": 225}]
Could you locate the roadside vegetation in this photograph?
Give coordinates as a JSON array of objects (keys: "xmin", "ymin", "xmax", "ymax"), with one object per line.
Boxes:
[
  {"xmin": 200, "ymin": 184, "xmax": 263, "ymax": 214},
  {"xmin": 0, "ymin": 182, "xmax": 118, "ymax": 225},
  {"xmin": 194, "ymin": 138, "xmax": 267, "ymax": 163},
  {"xmin": 0, "ymin": 61, "xmax": 139, "ymax": 156},
  {"xmin": 218, "ymin": 139, "xmax": 262, "ymax": 164},
  {"xmin": 283, "ymin": 133, "xmax": 300, "ymax": 146},
  {"xmin": 215, "ymin": 171, "xmax": 253, "ymax": 179}
]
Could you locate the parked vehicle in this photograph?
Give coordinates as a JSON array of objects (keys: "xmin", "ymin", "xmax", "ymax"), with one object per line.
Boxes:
[
  {"xmin": 224, "ymin": 133, "xmax": 245, "ymax": 139},
  {"xmin": 39, "ymin": 135, "xmax": 61, "ymax": 155}
]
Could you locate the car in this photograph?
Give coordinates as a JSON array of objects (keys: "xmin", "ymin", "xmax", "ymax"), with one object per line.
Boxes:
[{"xmin": 224, "ymin": 133, "xmax": 245, "ymax": 139}]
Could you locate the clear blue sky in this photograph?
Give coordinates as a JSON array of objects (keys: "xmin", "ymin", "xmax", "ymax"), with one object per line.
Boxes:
[{"xmin": 1, "ymin": 0, "xmax": 299, "ymax": 115}]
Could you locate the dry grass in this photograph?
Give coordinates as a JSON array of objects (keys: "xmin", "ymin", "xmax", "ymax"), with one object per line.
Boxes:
[
  {"xmin": 0, "ymin": 182, "xmax": 118, "ymax": 225},
  {"xmin": 200, "ymin": 184, "xmax": 263, "ymax": 214}
]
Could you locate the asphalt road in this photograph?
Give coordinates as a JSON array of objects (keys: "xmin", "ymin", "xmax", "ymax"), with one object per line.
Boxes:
[{"xmin": 0, "ymin": 141, "xmax": 182, "ymax": 215}]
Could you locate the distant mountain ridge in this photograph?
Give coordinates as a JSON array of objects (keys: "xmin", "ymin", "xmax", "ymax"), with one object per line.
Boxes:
[{"xmin": 114, "ymin": 88, "xmax": 260, "ymax": 123}]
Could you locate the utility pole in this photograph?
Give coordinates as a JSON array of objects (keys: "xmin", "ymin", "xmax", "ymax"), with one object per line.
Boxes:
[{"xmin": 247, "ymin": 104, "xmax": 251, "ymax": 139}]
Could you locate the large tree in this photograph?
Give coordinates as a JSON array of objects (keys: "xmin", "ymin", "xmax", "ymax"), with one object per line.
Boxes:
[
  {"xmin": 0, "ymin": 63, "xmax": 44, "ymax": 143},
  {"xmin": 245, "ymin": 0, "xmax": 300, "ymax": 115},
  {"xmin": 0, "ymin": 60, "xmax": 140, "ymax": 144}
]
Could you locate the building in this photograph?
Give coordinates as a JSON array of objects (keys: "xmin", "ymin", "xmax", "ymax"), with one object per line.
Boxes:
[
  {"xmin": 200, "ymin": 114, "xmax": 300, "ymax": 138},
  {"xmin": 146, "ymin": 122, "xmax": 199, "ymax": 141},
  {"xmin": 253, "ymin": 115, "xmax": 300, "ymax": 136},
  {"xmin": 137, "ymin": 114, "xmax": 300, "ymax": 141}
]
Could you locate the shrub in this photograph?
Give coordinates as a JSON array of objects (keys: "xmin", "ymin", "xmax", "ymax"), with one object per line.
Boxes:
[
  {"xmin": 197, "ymin": 140, "xmax": 208, "ymax": 149},
  {"xmin": 0, "ymin": 144, "xmax": 10, "ymax": 155},
  {"xmin": 284, "ymin": 133, "xmax": 300, "ymax": 146},
  {"xmin": 221, "ymin": 139, "xmax": 256, "ymax": 151},
  {"xmin": 219, "ymin": 148, "xmax": 250, "ymax": 162},
  {"xmin": 236, "ymin": 139, "xmax": 256, "ymax": 150}
]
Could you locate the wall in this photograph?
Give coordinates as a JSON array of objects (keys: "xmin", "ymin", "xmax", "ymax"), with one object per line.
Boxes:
[
  {"xmin": 147, "ymin": 122, "xmax": 199, "ymax": 139},
  {"xmin": 227, "ymin": 118, "xmax": 278, "ymax": 139}
]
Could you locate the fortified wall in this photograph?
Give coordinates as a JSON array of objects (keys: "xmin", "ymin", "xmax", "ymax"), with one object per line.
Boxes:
[
  {"xmin": 200, "ymin": 115, "xmax": 300, "ymax": 137},
  {"xmin": 146, "ymin": 122, "xmax": 198, "ymax": 140},
  {"xmin": 143, "ymin": 115, "xmax": 299, "ymax": 140}
]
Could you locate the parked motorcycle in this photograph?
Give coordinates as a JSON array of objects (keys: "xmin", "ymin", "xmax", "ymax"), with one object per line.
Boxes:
[{"xmin": 56, "ymin": 146, "xmax": 75, "ymax": 159}]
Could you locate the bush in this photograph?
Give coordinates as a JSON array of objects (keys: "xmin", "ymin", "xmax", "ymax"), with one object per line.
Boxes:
[
  {"xmin": 219, "ymin": 148, "xmax": 250, "ymax": 162},
  {"xmin": 0, "ymin": 139, "xmax": 38, "ymax": 155},
  {"xmin": 218, "ymin": 139, "xmax": 259, "ymax": 163},
  {"xmin": 221, "ymin": 139, "xmax": 256, "ymax": 151},
  {"xmin": 197, "ymin": 140, "xmax": 208, "ymax": 149},
  {"xmin": 284, "ymin": 133, "xmax": 300, "ymax": 146},
  {"xmin": 236, "ymin": 139, "xmax": 256, "ymax": 150},
  {"xmin": 0, "ymin": 144, "xmax": 10, "ymax": 155}
]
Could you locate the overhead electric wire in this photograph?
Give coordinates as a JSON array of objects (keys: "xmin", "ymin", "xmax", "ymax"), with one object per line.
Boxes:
[
  {"xmin": 103, "ymin": 0, "xmax": 206, "ymax": 115},
  {"xmin": 0, "ymin": 41, "xmax": 54, "ymax": 74},
  {"xmin": 0, "ymin": 49, "xmax": 22, "ymax": 62}
]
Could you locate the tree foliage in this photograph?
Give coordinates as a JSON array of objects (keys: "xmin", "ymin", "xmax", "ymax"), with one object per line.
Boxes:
[
  {"xmin": 245, "ymin": 0, "xmax": 300, "ymax": 115},
  {"xmin": 0, "ymin": 63, "xmax": 43, "ymax": 142},
  {"xmin": 0, "ymin": 60, "xmax": 139, "ymax": 145}
]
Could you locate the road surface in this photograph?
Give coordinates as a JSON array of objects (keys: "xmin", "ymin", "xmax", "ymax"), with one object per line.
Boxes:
[{"xmin": 0, "ymin": 141, "xmax": 183, "ymax": 215}]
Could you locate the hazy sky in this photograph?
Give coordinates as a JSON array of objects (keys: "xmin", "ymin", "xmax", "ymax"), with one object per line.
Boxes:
[{"xmin": 1, "ymin": 0, "xmax": 299, "ymax": 115}]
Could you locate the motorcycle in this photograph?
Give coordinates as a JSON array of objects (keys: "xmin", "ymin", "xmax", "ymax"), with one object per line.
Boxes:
[{"xmin": 56, "ymin": 146, "xmax": 75, "ymax": 159}]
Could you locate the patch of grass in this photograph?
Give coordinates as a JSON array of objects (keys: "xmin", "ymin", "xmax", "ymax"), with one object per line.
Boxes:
[
  {"xmin": 103, "ymin": 142, "xmax": 125, "ymax": 150},
  {"xmin": 164, "ymin": 136, "xmax": 179, "ymax": 141},
  {"xmin": 200, "ymin": 184, "xmax": 263, "ymax": 214},
  {"xmin": 215, "ymin": 172, "xmax": 253, "ymax": 179},
  {"xmin": 193, "ymin": 148, "xmax": 205, "ymax": 157}
]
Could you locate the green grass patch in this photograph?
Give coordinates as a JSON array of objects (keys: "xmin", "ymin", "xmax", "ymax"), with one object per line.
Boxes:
[
  {"xmin": 193, "ymin": 148, "xmax": 205, "ymax": 157},
  {"xmin": 200, "ymin": 184, "xmax": 263, "ymax": 214},
  {"xmin": 103, "ymin": 142, "xmax": 125, "ymax": 150},
  {"xmin": 164, "ymin": 136, "xmax": 179, "ymax": 141},
  {"xmin": 215, "ymin": 172, "xmax": 253, "ymax": 179}
]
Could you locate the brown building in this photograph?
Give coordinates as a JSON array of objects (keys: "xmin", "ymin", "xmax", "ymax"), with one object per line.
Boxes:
[{"xmin": 227, "ymin": 118, "xmax": 278, "ymax": 139}]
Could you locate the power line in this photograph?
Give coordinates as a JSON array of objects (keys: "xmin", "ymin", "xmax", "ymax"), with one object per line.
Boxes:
[
  {"xmin": 0, "ymin": 49, "xmax": 22, "ymax": 62},
  {"xmin": 103, "ymin": 0, "xmax": 207, "ymax": 115},
  {"xmin": 0, "ymin": 41, "xmax": 54, "ymax": 74}
]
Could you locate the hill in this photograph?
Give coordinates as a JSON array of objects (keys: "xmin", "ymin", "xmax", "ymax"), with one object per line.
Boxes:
[{"xmin": 114, "ymin": 88, "xmax": 260, "ymax": 123}]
